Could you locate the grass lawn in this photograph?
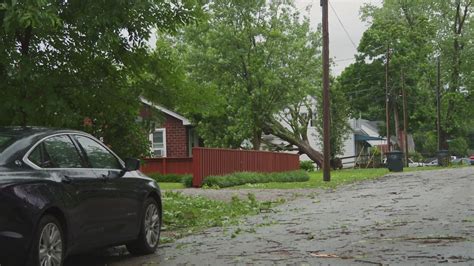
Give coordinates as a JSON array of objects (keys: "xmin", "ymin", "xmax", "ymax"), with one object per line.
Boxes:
[
  {"xmin": 235, "ymin": 168, "xmax": 390, "ymax": 189},
  {"xmin": 238, "ymin": 165, "xmax": 471, "ymax": 189},
  {"xmin": 159, "ymin": 182, "xmax": 185, "ymax": 190},
  {"xmin": 161, "ymin": 191, "xmax": 278, "ymax": 242},
  {"xmin": 157, "ymin": 165, "xmax": 471, "ymax": 191}
]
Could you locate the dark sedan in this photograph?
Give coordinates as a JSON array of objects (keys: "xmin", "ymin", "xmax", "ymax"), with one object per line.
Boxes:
[{"xmin": 0, "ymin": 127, "xmax": 162, "ymax": 266}]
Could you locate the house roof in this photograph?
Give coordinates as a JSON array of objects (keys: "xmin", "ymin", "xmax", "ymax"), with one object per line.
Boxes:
[
  {"xmin": 354, "ymin": 134, "xmax": 384, "ymax": 141},
  {"xmin": 352, "ymin": 119, "xmax": 383, "ymax": 138},
  {"xmin": 140, "ymin": 97, "xmax": 192, "ymax": 126}
]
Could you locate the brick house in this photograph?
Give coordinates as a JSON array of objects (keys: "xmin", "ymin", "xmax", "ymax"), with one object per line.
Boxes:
[{"xmin": 140, "ymin": 98, "xmax": 200, "ymax": 158}]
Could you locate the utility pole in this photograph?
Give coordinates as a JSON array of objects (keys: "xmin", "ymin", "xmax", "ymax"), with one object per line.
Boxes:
[
  {"xmin": 385, "ymin": 45, "xmax": 391, "ymax": 152},
  {"xmin": 321, "ymin": 0, "xmax": 331, "ymax": 182},
  {"xmin": 401, "ymin": 69, "xmax": 409, "ymax": 167},
  {"xmin": 436, "ymin": 57, "xmax": 441, "ymax": 151}
]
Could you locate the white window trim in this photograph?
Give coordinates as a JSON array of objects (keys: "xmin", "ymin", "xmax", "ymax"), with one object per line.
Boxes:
[{"xmin": 150, "ymin": 128, "xmax": 166, "ymax": 157}]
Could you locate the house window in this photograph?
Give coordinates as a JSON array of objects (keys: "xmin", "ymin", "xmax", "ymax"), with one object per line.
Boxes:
[
  {"xmin": 188, "ymin": 128, "xmax": 199, "ymax": 157},
  {"xmin": 150, "ymin": 128, "xmax": 166, "ymax": 157},
  {"xmin": 310, "ymin": 113, "xmax": 317, "ymax": 128}
]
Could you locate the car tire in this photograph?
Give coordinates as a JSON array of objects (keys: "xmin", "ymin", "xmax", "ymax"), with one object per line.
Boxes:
[
  {"xmin": 27, "ymin": 215, "xmax": 65, "ymax": 266},
  {"xmin": 126, "ymin": 197, "xmax": 161, "ymax": 255}
]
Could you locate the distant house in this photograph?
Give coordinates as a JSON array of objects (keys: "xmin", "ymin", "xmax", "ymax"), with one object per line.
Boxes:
[
  {"xmin": 261, "ymin": 93, "xmax": 416, "ymax": 167},
  {"xmin": 139, "ymin": 98, "xmax": 200, "ymax": 158},
  {"xmin": 347, "ymin": 118, "xmax": 386, "ymax": 165},
  {"xmin": 264, "ymin": 115, "xmax": 415, "ymax": 168}
]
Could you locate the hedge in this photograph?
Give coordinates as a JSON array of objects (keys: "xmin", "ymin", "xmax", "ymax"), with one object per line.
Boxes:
[
  {"xmin": 148, "ymin": 173, "xmax": 193, "ymax": 187},
  {"xmin": 202, "ymin": 170, "xmax": 309, "ymax": 188}
]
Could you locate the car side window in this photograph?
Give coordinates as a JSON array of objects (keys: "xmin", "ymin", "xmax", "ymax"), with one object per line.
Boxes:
[
  {"xmin": 28, "ymin": 144, "xmax": 45, "ymax": 167},
  {"xmin": 74, "ymin": 135, "xmax": 122, "ymax": 169},
  {"xmin": 31, "ymin": 135, "xmax": 84, "ymax": 168}
]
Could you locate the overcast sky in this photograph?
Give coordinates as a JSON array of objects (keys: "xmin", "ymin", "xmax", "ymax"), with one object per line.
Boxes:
[
  {"xmin": 295, "ymin": 0, "xmax": 382, "ymax": 75},
  {"xmin": 149, "ymin": 0, "xmax": 382, "ymax": 76}
]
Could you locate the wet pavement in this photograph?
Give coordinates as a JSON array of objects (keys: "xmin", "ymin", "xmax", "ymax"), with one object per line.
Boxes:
[{"xmin": 66, "ymin": 167, "xmax": 474, "ymax": 265}]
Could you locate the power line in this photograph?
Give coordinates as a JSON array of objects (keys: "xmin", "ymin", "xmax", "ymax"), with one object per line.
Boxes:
[
  {"xmin": 334, "ymin": 57, "xmax": 355, "ymax": 62},
  {"xmin": 329, "ymin": 1, "xmax": 358, "ymax": 49}
]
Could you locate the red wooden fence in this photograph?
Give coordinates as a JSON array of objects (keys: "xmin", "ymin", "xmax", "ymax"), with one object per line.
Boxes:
[
  {"xmin": 140, "ymin": 148, "xmax": 300, "ymax": 187},
  {"xmin": 192, "ymin": 147, "xmax": 300, "ymax": 187},
  {"xmin": 140, "ymin": 157, "xmax": 193, "ymax": 175}
]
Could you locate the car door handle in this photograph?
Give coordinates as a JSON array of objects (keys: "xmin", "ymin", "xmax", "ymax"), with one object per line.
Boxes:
[{"xmin": 61, "ymin": 175, "xmax": 72, "ymax": 184}]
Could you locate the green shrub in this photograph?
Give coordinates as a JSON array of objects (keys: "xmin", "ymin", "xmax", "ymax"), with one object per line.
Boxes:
[
  {"xmin": 181, "ymin": 175, "xmax": 194, "ymax": 188},
  {"xmin": 203, "ymin": 170, "xmax": 309, "ymax": 188},
  {"xmin": 148, "ymin": 173, "xmax": 191, "ymax": 183},
  {"xmin": 300, "ymin": 160, "xmax": 315, "ymax": 172},
  {"xmin": 409, "ymin": 152, "xmax": 424, "ymax": 162}
]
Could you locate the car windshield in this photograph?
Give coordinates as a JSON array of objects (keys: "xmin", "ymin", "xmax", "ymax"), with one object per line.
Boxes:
[{"xmin": 0, "ymin": 134, "xmax": 16, "ymax": 154}]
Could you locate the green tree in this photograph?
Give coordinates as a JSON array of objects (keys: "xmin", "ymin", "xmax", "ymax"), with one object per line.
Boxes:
[
  {"xmin": 340, "ymin": 0, "xmax": 473, "ymax": 154},
  {"xmin": 181, "ymin": 0, "xmax": 316, "ymax": 149},
  {"xmin": 176, "ymin": 0, "xmax": 346, "ymax": 165},
  {"xmin": 264, "ymin": 97, "xmax": 325, "ymax": 165},
  {"xmin": 315, "ymin": 82, "xmax": 351, "ymax": 157},
  {"xmin": 449, "ymin": 137, "xmax": 469, "ymax": 156},
  {"xmin": 0, "ymin": 0, "xmax": 202, "ymax": 157},
  {"xmin": 431, "ymin": 0, "xmax": 473, "ymax": 150}
]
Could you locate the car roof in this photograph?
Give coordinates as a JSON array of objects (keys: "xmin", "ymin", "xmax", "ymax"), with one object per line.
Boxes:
[
  {"xmin": 0, "ymin": 126, "xmax": 90, "ymax": 166},
  {"xmin": 0, "ymin": 126, "xmax": 81, "ymax": 136}
]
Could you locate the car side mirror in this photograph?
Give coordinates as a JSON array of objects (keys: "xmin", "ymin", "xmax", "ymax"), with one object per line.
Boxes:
[{"xmin": 124, "ymin": 158, "xmax": 140, "ymax": 171}]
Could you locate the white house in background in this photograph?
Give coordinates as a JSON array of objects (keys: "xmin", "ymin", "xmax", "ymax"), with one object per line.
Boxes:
[
  {"xmin": 260, "ymin": 94, "xmax": 417, "ymax": 167},
  {"xmin": 263, "ymin": 116, "xmax": 389, "ymax": 167}
]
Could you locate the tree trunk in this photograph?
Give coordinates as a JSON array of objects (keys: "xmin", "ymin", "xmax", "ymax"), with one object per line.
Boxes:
[
  {"xmin": 251, "ymin": 129, "xmax": 262, "ymax": 150},
  {"xmin": 264, "ymin": 120, "xmax": 324, "ymax": 167},
  {"xmin": 297, "ymin": 141, "xmax": 324, "ymax": 167},
  {"xmin": 393, "ymin": 101, "xmax": 401, "ymax": 150}
]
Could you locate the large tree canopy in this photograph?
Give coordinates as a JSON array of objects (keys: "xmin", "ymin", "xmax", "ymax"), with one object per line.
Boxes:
[
  {"xmin": 339, "ymin": 0, "xmax": 473, "ymax": 155},
  {"xmin": 169, "ymin": 0, "xmax": 352, "ymax": 166},
  {"xmin": 0, "ymin": 0, "xmax": 202, "ymax": 157},
  {"xmin": 175, "ymin": 0, "xmax": 328, "ymax": 163},
  {"xmin": 180, "ymin": 0, "xmax": 322, "ymax": 149}
]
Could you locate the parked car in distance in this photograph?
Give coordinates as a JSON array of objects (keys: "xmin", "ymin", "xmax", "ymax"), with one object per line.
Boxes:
[
  {"xmin": 408, "ymin": 158, "xmax": 425, "ymax": 167},
  {"xmin": 0, "ymin": 127, "xmax": 162, "ymax": 266},
  {"xmin": 470, "ymin": 155, "xmax": 474, "ymax": 165},
  {"xmin": 381, "ymin": 158, "xmax": 424, "ymax": 167},
  {"xmin": 451, "ymin": 158, "xmax": 471, "ymax": 165},
  {"xmin": 425, "ymin": 159, "xmax": 438, "ymax": 166}
]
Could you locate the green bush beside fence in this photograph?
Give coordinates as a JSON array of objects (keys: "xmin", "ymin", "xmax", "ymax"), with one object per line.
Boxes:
[
  {"xmin": 148, "ymin": 173, "xmax": 193, "ymax": 187},
  {"xmin": 148, "ymin": 170, "xmax": 309, "ymax": 188},
  {"xmin": 300, "ymin": 161, "xmax": 315, "ymax": 172},
  {"xmin": 203, "ymin": 170, "xmax": 309, "ymax": 188},
  {"xmin": 181, "ymin": 175, "xmax": 194, "ymax": 188}
]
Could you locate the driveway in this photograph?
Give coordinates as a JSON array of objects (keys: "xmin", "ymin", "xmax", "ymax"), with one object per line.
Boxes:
[{"xmin": 66, "ymin": 167, "xmax": 474, "ymax": 265}]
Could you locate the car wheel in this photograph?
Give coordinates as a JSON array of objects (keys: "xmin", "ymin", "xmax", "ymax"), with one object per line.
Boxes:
[
  {"xmin": 127, "ymin": 197, "xmax": 161, "ymax": 255},
  {"xmin": 28, "ymin": 215, "xmax": 65, "ymax": 266}
]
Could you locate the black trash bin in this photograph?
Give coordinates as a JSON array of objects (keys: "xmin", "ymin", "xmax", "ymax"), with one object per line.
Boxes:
[
  {"xmin": 437, "ymin": 150, "xmax": 450, "ymax": 166},
  {"xmin": 386, "ymin": 151, "xmax": 404, "ymax": 172}
]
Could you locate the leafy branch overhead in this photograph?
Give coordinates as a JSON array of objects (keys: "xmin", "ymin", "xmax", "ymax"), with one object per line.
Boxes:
[{"xmin": 0, "ymin": 0, "xmax": 203, "ymax": 157}]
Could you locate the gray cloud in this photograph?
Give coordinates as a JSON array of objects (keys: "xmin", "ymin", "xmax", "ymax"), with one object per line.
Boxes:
[{"xmin": 295, "ymin": 0, "xmax": 382, "ymax": 75}]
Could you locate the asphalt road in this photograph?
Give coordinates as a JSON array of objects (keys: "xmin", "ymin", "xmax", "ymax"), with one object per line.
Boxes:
[{"xmin": 66, "ymin": 167, "xmax": 474, "ymax": 265}]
